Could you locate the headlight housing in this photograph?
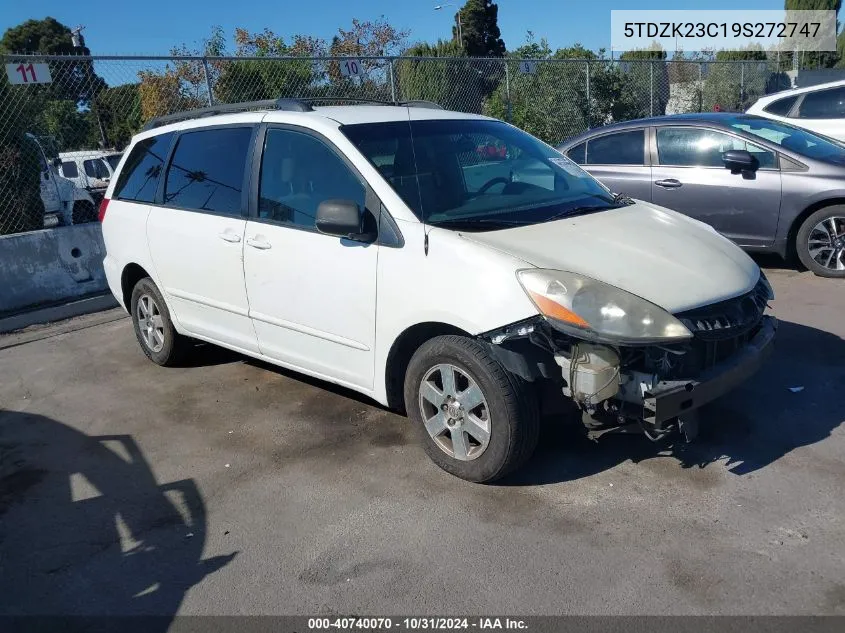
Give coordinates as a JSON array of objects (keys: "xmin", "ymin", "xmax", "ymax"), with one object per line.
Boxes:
[{"xmin": 516, "ymin": 269, "xmax": 693, "ymax": 345}]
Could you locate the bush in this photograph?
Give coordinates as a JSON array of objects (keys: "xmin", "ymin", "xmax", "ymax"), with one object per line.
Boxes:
[{"xmin": 0, "ymin": 135, "xmax": 43, "ymax": 235}]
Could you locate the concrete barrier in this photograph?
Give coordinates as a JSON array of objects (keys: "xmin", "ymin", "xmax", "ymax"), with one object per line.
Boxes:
[{"xmin": 0, "ymin": 224, "xmax": 110, "ymax": 315}]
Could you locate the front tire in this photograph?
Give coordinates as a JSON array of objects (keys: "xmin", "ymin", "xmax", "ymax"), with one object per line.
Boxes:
[
  {"xmin": 130, "ymin": 277, "xmax": 190, "ymax": 366},
  {"xmin": 403, "ymin": 335, "xmax": 539, "ymax": 483},
  {"xmin": 796, "ymin": 206, "xmax": 845, "ymax": 277}
]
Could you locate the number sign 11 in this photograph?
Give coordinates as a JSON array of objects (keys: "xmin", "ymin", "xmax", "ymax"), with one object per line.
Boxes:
[{"xmin": 6, "ymin": 62, "xmax": 53, "ymax": 85}]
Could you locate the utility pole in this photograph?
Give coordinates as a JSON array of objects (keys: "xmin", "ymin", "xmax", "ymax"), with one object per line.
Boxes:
[
  {"xmin": 434, "ymin": 3, "xmax": 463, "ymax": 50},
  {"xmin": 71, "ymin": 26, "xmax": 108, "ymax": 149}
]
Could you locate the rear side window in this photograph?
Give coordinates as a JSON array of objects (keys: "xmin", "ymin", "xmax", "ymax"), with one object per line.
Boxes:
[
  {"xmin": 586, "ymin": 130, "xmax": 645, "ymax": 165},
  {"xmin": 797, "ymin": 87, "xmax": 845, "ymax": 119},
  {"xmin": 566, "ymin": 142, "xmax": 586, "ymax": 164},
  {"xmin": 60, "ymin": 161, "xmax": 78, "ymax": 178},
  {"xmin": 113, "ymin": 132, "xmax": 174, "ymax": 203},
  {"xmin": 763, "ymin": 94, "xmax": 798, "ymax": 117},
  {"xmin": 164, "ymin": 127, "xmax": 252, "ymax": 216}
]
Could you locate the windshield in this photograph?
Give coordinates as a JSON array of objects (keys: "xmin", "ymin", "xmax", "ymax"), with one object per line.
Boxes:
[
  {"xmin": 342, "ymin": 119, "xmax": 624, "ymax": 231},
  {"xmin": 728, "ymin": 115, "xmax": 845, "ymax": 163}
]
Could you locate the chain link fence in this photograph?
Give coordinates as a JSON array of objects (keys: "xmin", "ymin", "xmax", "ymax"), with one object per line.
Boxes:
[{"xmin": 0, "ymin": 54, "xmax": 799, "ymax": 236}]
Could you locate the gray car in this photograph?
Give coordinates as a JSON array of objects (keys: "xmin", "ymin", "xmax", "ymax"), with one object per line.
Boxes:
[{"xmin": 558, "ymin": 113, "xmax": 845, "ymax": 277}]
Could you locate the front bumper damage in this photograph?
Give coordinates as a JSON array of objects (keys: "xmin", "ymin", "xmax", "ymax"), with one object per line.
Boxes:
[
  {"xmin": 642, "ymin": 315, "xmax": 776, "ymax": 427},
  {"xmin": 480, "ymin": 311, "xmax": 777, "ymax": 442}
]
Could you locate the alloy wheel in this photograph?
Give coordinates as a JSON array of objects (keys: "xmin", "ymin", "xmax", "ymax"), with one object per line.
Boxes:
[
  {"xmin": 808, "ymin": 216, "xmax": 845, "ymax": 271},
  {"xmin": 418, "ymin": 363, "xmax": 491, "ymax": 461},
  {"xmin": 136, "ymin": 294, "xmax": 165, "ymax": 353}
]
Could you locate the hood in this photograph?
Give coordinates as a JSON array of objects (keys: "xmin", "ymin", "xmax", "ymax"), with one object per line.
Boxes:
[{"xmin": 460, "ymin": 201, "xmax": 759, "ymax": 313}]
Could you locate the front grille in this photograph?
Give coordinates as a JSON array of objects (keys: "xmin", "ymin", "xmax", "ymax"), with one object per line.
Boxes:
[
  {"xmin": 636, "ymin": 276, "xmax": 769, "ymax": 379},
  {"xmin": 676, "ymin": 276, "xmax": 769, "ymax": 342}
]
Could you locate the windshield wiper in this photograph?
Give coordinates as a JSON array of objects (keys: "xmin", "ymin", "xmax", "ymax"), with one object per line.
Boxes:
[
  {"xmin": 429, "ymin": 218, "xmax": 529, "ymax": 231},
  {"xmin": 544, "ymin": 204, "xmax": 620, "ymax": 223}
]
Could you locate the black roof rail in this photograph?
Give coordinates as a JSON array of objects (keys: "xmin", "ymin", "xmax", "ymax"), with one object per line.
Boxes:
[
  {"xmin": 141, "ymin": 98, "xmax": 313, "ymax": 131},
  {"xmin": 397, "ymin": 100, "xmax": 443, "ymax": 109},
  {"xmin": 298, "ymin": 97, "xmax": 444, "ymax": 110},
  {"xmin": 141, "ymin": 96, "xmax": 444, "ymax": 131}
]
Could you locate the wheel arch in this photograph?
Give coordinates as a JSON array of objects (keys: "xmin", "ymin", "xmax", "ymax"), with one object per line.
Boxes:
[
  {"xmin": 787, "ymin": 198, "xmax": 845, "ymax": 261},
  {"xmin": 120, "ymin": 263, "xmax": 151, "ymax": 314},
  {"xmin": 384, "ymin": 321, "xmax": 472, "ymax": 413}
]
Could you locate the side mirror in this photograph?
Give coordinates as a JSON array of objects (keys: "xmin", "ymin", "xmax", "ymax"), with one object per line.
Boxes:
[
  {"xmin": 723, "ymin": 149, "xmax": 758, "ymax": 173},
  {"xmin": 52, "ymin": 157, "xmax": 61, "ymax": 168},
  {"xmin": 315, "ymin": 199, "xmax": 374, "ymax": 242}
]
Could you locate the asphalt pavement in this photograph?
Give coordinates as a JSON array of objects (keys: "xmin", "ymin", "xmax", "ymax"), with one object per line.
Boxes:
[{"xmin": 1, "ymin": 262, "xmax": 843, "ymax": 618}]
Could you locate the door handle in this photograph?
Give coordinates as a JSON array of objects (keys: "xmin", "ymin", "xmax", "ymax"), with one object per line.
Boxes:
[
  {"xmin": 246, "ymin": 236, "xmax": 272, "ymax": 250},
  {"xmin": 655, "ymin": 179, "xmax": 683, "ymax": 189},
  {"xmin": 218, "ymin": 232, "xmax": 241, "ymax": 243}
]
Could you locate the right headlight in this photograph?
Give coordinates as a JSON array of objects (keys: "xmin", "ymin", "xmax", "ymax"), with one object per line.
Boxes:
[{"xmin": 516, "ymin": 269, "xmax": 693, "ymax": 345}]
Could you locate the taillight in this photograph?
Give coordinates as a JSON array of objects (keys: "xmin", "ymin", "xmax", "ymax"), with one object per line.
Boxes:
[{"xmin": 98, "ymin": 197, "xmax": 110, "ymax": 222}]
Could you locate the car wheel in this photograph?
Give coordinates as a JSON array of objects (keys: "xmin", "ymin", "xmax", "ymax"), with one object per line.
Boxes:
[
  {"xmin": 796, "ymin": 206, "xmax": 845, "ymax": 277},
  {"xmin": 403, "ymin": 335, "xmax": 539, "ymax": 483},
  {"xmin": 130, "ymin": 277, "xmax": 190, "ymax": 366},
  {"xmin": 71, "ymin": 200, "xmax": 97, "ymax": 224}
]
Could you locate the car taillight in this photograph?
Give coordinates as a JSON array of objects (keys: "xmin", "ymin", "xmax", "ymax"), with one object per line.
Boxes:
[{"xmin": 98, "ymin": 198, "xmax": 110, "ymax": 222}]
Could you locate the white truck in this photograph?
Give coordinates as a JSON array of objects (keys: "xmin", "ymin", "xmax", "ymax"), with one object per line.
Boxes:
[{"xmin": 26, "ymin": 133, "xmax": 97, "ymax": 226}]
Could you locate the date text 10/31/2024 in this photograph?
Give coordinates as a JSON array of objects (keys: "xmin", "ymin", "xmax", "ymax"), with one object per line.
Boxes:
[{"xmin": 307, "ymin": 617, "xmax": 529, "ymax": 630}]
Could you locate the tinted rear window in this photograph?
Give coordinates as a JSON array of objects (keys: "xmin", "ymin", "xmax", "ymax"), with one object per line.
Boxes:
[
  {"xmin": 113, "ymin": 133, "xmax": 174, "ymax": 203},
  {"xmin": 763, "ymin": 94, "xmax": 798, "ymax": 117},
  {"xmin": 164, "ymin": 127, "xmax": 252, "ymax": 216},
  {"xmin": 797, "ymin": 87, "xmax": 845, "ymax": 119},
  {"xmin": 587, "ymin": 130, "xmax": 645, "ymax": 165}
]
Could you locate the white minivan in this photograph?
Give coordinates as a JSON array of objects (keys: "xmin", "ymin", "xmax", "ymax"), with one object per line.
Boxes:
[{"xmin": 101, "ymin": 99, "xmax": 776, "ymax": 482}]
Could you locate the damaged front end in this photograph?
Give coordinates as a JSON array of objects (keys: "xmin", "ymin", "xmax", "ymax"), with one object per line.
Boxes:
[{"xmin": 480, "ymin": 274, "xmax": 776, "ymax": 442}]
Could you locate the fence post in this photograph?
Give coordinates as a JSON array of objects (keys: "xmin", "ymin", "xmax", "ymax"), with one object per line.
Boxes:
[
  {"xmin": 202, "ymin": 57, "xmax": 214, "ymax": 106},
  {"xmin": 740, "ymin": 61, "xmax": 745, "ymax": 107},
  {"xmin": 585, "ymin": 60, "xmax": 591, "ymax": 129},
  {"xmin": 504, "ymin": 60, "xmax": 512, "ymax": 123},
  {"xmin": 649, "ymin": 60, "xmax": 654, "ymax": 117},
  {"xmin": 389, "ymin": 59, "xmax": 397, "ymax": 104},
  {"xmin": 698, "ymin": 62, "xmax": 703, "ymax": 113}
]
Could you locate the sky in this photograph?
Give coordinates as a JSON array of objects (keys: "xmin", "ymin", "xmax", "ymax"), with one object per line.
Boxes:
[{"xmin": 1, "ymin": 0, "xmax": 793, "ymax": 57}]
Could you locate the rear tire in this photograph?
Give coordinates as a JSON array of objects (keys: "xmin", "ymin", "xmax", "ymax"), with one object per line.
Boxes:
[
  {"xmin": 71, "ymin": 200, "xmax": 97, "ymax": 224},
  {"xmin": 403, "ymin": 335, "xmax": 539, "ymax": 483},
  {"xmin": 796, "ymin": 206, "xmax": 845, "ymax": 278},
  {"xmin": 130, "ymin": 277, "xmax": 190, "ymax": 366}
]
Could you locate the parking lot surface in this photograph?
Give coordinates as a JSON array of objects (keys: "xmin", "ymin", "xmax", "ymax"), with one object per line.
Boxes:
[{"xmin": 1, "ymin": 262, "xmax": 844, "ymax": 618}]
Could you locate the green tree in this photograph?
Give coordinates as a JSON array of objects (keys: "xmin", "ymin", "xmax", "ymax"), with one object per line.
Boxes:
[
  {"xmin": 0, "ymin": 80, "xmax": 43, "ymax": 235},
  {"xmin": 617, "ymin": 47, "xmax": 670, "ymax": 119},
  {"xmin": 485, "ymin": 36, "xmax": 599, "ymax": 143},
  {"xmin": 1, "ymin": 17, "xmax": 106, "ymax": 105},
  {"xmin": 702, "ymin": 46, "xmax": 769, "ymax": 111},
  {"xmin": 396, "ymin": 40, "xmax": 483, "ymax": 111},
  {"xmin": 93, "ymin": 83, "xmax": 142, "ymax": 149},
  {"xmin": 784, "ymin": 0, "xmax": 842, "ymax": 68},
  {"xmin": 455, "ymin": 0, "xmax": 506, "ymax": 57}
]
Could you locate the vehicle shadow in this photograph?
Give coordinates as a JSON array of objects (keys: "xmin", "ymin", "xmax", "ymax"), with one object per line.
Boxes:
[
  {"xmin": 0, "ymin": 410, "xmax": 236, "ymax": 629},
  {"xmin": 500, "ymin": 319, "xmax": 845, "ymax": 486},
  {"xmin": 751, "ymin": 252, "xmax": 799, "ymax": 273}
]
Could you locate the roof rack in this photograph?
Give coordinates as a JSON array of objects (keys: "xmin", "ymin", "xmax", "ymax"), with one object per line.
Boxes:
[{"xmin": 141, "ymin": 97, "xmax": 443, "ymax": 131}]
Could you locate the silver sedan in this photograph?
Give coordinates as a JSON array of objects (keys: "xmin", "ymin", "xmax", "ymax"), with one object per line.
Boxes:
[{"xmin": 558, "ymin": 113, "xmax": 845, "ymax": 277}]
